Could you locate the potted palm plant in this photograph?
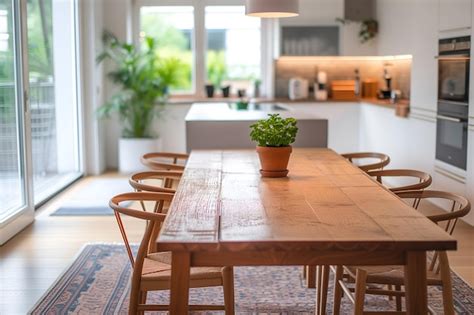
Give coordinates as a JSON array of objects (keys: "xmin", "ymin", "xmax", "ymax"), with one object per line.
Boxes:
[
  {"xmin": 97, "ymin": 31, "xmax": 182, "ymax": 173},
  {"xmin": 250, "ymin": 114, "xmax": 298, "ymax": 177}
]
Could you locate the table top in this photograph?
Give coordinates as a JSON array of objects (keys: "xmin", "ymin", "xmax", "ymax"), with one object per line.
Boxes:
[{"xmin": 157, "ymin": 148, "xmax": 456, "ymax": 252}]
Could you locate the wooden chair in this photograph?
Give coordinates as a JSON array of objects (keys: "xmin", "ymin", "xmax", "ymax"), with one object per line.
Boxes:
[
  {"xmin": 332, "ymin": 190, "xmax": 471, "ymax": 315},
  {"xmin": 367, "ymin": 169, "xmax": 432, "ymax": 192},
  {"xmin": 141, "ymin": 152, "xmax": 189, "ymax": 171},
  {"xmin": 129, "ymin": 170, "xmax": 183, "ymax": 222},
  {"xmin": 341, "ymin": 152, "xmax": 391, "ymax": 172},
  {"xmin": 110, "ymin": 192, "xmax": 235, "ymax": 314}
]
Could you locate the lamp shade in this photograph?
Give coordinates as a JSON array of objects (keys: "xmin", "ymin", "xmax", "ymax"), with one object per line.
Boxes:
[{"xmin": 245, "ymin": 0, "xmax": 299, "ymax": 18}]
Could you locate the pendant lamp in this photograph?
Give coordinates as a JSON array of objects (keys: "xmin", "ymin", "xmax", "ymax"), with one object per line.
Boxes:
[{"xmin": 245, "ymin": 0, "xmax": 299, "ymax": 18}]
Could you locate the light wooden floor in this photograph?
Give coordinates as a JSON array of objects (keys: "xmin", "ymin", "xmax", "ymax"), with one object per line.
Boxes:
[{"xmin": 0, "ymin": 174, "xmax": 473, "ymax": 315}]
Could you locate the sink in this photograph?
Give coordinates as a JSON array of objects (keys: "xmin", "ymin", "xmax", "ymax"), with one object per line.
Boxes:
[{"xmin": 228, "ymin": 103, "xmax": 287, "ymax": 112}]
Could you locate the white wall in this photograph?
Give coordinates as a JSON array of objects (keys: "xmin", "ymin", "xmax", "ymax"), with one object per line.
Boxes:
[
  {"xmin": 377, "ymin": 0, "xmax": 439, "ymax": 116},
  {"xmin": 102, "ymin": 0, "xmax": 132, "ymax": 169},
  {"xmin": 80, "ymin": 0, "xmax": 106, "ymax": 175}
]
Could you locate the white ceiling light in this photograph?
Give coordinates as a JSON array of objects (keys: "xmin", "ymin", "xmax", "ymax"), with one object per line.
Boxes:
[{"xmin": 245, "ymin": 0, "xmax": 299, "ymax": 18}]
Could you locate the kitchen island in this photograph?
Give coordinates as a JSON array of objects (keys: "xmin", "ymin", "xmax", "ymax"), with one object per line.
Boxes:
[{"xmin": 185, "ymin": 102, "xmax": 328, "ymax": 152}]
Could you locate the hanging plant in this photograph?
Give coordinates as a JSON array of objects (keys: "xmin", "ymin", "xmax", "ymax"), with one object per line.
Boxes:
[{"xmin": 336, "ymin": 18, "xmax": 379, "ymax": 44}]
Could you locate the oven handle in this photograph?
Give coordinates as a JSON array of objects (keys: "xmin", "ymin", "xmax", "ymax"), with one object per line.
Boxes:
[
  {"xmin": 437, "ymin": 115, "xmax": 463, "ymax": 123},
  {"xmin": 435, "ymin": 55, "xmax": 470, "ymax": 59}
]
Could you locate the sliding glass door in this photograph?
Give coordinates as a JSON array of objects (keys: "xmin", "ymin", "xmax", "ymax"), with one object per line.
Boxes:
[
  {"xmin": 0, "ymin": 0, "xmax": 82, "ymax": 244},
  {"xmin": 0, "ymin": 0, "xmax": 33, "ymax": 244},
  {"xmin": 26, "ymin": 0, "xmax": 82, "ymax": 204}
]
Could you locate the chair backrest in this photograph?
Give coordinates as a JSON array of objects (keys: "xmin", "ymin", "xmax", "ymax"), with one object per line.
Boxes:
[
  {"xmin": 129, "ymin": 170, "xmax": 183, "ymax": 193},
  {"xmin": 367, "ymin": 169, "xmax": 432, "ymax": 192},
  {"xmin": 141, "ymin": 152, "xmax": 189, "ymax": 171},
  {"xmin": 341, "ymin": 152, "xmax": 390, "ymax": 172},
  {"xmin": 395, "ymin": 190, "xmax": 471, "ymax": 274},
  {"xmin": 109, "ymin": 192, "xmax": 174, "ymax": 269}
]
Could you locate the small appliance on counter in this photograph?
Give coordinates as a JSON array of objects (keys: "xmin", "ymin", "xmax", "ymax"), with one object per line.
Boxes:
[
  {"xmin": 378, "ymin": 67, "xmax": 392, "ymax": 99},
  {"xmin": 331, "ymin": 80, "xmax": 357, "ymax": 101},
  {"xmin": 314, "ymin": 71, "xmax": 328, "ymax": 101},
  {"xmin": 288, "ymin": 77, "xmax": 309, "ymax": 100}
]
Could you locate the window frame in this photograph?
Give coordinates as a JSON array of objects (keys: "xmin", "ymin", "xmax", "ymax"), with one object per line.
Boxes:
[{"xmin": 133, "ymin": 0, "xmax": 271, "ymax": 97}]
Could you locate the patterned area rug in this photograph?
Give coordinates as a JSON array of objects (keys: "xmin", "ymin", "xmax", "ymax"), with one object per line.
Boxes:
[{"xmin": 30, "ymin": 244, "xmax": 474, "ymax": 314}]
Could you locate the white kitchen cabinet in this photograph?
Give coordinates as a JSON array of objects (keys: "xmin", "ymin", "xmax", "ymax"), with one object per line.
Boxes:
[
  {"xmin": 287, "ymin": 103, "xmax": 360, "ymax": 153},
  {"xmin": 439, "ymin": 0, "xmax": 472, "ymax": 32}
]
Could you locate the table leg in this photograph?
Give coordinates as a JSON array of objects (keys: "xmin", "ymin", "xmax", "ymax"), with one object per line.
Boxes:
[
  {"xmin": 307, "ymin": 265, "xmax": 317, "ymax": 288},
  {"xmin": 404, "ymin": 251, "xmax": 427, "ymax": 315},
  {"xmin": 170, "ymin": 251, "xmax": 191, "ymax": 315}
]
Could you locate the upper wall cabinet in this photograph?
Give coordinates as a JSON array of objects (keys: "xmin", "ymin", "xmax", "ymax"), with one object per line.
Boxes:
[{"xmin": 439, "ymin": 0, "xmax": 472, "ymax": 32}]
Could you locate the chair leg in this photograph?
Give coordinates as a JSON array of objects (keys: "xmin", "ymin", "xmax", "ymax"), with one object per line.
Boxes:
[
  {"xmin": 303, "ymin": 265, "xmax": 307, "ymax": 279},
  {"xmin": 332, "ymin": 266, "xmax": 343, "ymax": 315},
  {"xmin": 354, "ymin": 268, "xmax": 367, "ymax": 315},
  {"xmin": 439, "ymin": 251, "xmax": 455, "ymax": 315},
  {"xmin": 129, "ymin": 283, "xmax": 141, "ymax": 315},
  {"xmin": 388, "ymin": 284, "xmax": 394, "ymax": 301},
  {"xmin": 138, "ymin": 291, "xmax": 147, "ymax": 315},
  {"xmin": 395, "ymin": 285, "xmax": 402, "ymax": 311},
  {"xmin": 319, "ymin": 265, "xmax": 330, "ymax": 315},
  {"xmin": 316, "ymin": 266, "xmax": 322, "ymax": 313},
  {"xmin": 223, "ymin": 266, "xmax": 235, "ymax": 315},
  {"xmin": 307, "ymin": 265, "xmax": 317, "ymax": 288}
]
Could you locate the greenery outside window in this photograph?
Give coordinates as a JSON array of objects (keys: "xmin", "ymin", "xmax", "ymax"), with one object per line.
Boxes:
[
  {"xmin": 140, "ymin": 6, "xmax": 194, "ymax": 94},
  {"xmin": 205, "ymin": 6, "xmax": 261, "ymax": 94},
  {"xmin": 137, "ymin": 2, "xmax": 263, "ymax": 97}
]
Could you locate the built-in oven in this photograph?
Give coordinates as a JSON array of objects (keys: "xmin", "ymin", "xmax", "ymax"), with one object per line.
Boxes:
[
  {"xmin": 436, "ymin": 36, "xmax": 470, "ymax": 171},
  {"xmin": 438, "ymin": 36, "xmax": 470, "ymax": 104},
  {"xmin": 436, "ymin": 102, "xmax": 469, "ymax": 170}
]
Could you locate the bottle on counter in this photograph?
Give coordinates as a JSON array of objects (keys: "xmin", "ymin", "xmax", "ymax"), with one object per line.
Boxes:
[
  {"xmin": 384, "ymin": 68, "xmax": 392, "ymax": 91},
  {"xmin": 354, "ymin": 68, "xmax": 360, "ymax": 97}
]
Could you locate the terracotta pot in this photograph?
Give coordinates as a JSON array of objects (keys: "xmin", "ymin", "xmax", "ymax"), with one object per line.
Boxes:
[{"xmin": 256, "ymin": 146, "xmax": 292, "ymax": 178}]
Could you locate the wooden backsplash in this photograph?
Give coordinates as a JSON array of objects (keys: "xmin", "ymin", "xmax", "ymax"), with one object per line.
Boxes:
[{"xmin": 274, "ymin": 56, "xmax": 412, "ymax": 99}]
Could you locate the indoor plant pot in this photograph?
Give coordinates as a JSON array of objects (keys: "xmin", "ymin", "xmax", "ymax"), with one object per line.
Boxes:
[
  {"xmin": 119, "ymin": 138, "xmax": 162, "ymax": 173},
  {"xmin": 250, "ymin": 114, "xmax": 298, "ymax": 178},
  {"xmin": 256, "ymin": 145, "xmax": 293, "ymax": 177},
  {"xmin": 221, "ymin": 85, "xmax": 231, "ymax": 97},
  {"xmin": 205, "ymin": 84, "xmax": 215, "ymax": 98}
]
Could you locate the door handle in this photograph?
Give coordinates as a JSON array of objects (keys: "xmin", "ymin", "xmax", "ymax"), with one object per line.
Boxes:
[{"xmin": 436, "ymin": 115, "xmax": 462, "ymax": 123}]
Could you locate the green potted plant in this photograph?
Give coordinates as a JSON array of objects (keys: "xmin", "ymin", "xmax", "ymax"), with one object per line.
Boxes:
[
  {"xmin": 250, "ymin": 114, "xmax": 298, "ymax": 177},
  {"xmin": 97, "ymin": 31, "xmax": 182, "ymax": 173},
  {"xmin": 207, "ymin": 50, "xmax": 229, "ymax": 97}
]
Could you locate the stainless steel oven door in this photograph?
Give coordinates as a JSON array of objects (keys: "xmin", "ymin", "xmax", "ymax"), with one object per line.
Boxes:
[
  {"xmin": 438, "ymin": 53, "xmax": 470, "ymax": 103},
  {"xmin": 436, "ymin": 114, "xmax": 468, "ymax": 170}
]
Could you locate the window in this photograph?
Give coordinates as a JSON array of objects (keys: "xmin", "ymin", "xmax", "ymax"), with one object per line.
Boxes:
[
  {"xmin": 137, "ymin": 2, "xmax": 264, "ymax": 97},
  {"xmin": 140, "ymin": 6, "xmax": 194, "ymax": 93},
  {"xmin": 205, "ymin": 6, "xmax": 261, "ymax": 94}
]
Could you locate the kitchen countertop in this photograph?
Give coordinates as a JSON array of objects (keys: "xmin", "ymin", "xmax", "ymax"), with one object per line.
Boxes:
[
  {"xmin": 185, "ymin": 102, "xmax": 328, "ymax": 121},
  {"xmin": 169, "ymin": 95, "xmax": 410, "ymax": 109}
]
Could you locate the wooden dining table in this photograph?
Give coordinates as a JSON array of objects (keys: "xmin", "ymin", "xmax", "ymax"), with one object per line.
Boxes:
[{"xmin": 156, "ymin": 148, "xmax": 456, "ymax": 314}]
